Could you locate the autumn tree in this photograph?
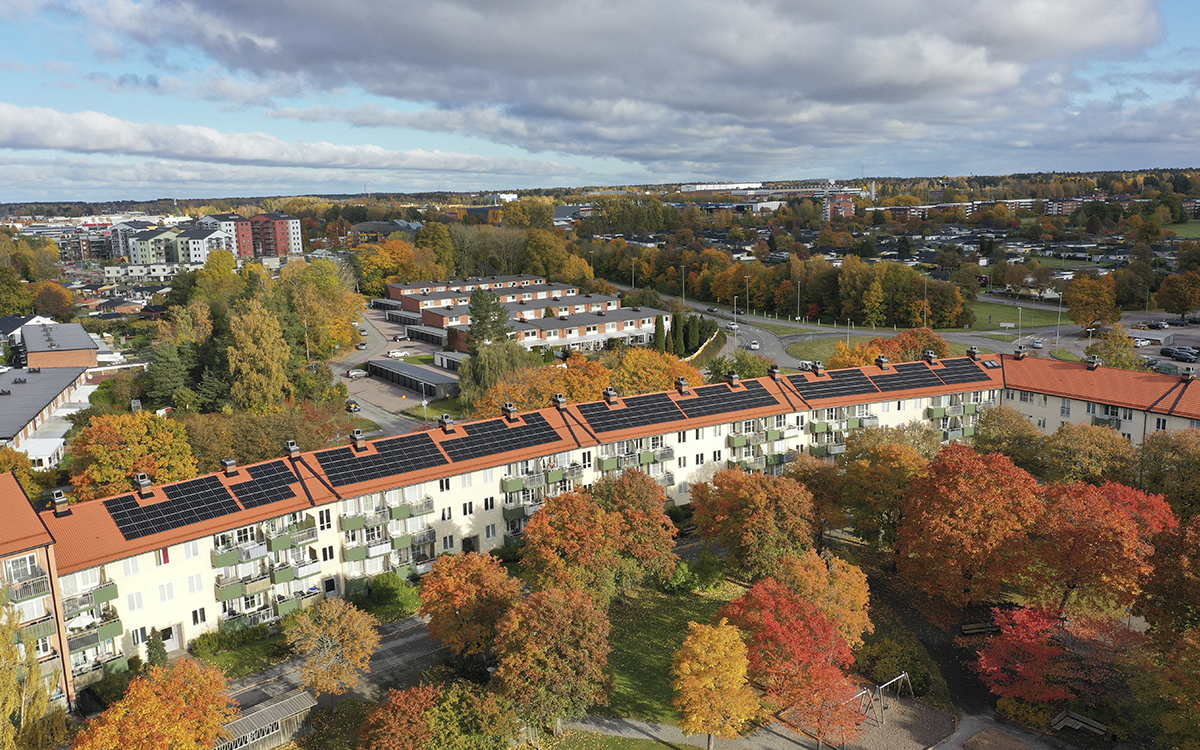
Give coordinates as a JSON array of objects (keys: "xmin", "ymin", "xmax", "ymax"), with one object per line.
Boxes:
[
  {"xmin": 424, "ymin": 680, "xmax": 520, "ymax": 750},
  {"xmin": 459, "ymin": 339, "xmax": 540, "ymax": 407},
  {"xmin": 287, "ymin": 597, "xmax": 381, "ymax": 698},
  {"xmin": 672, "ymin": 620, "xmax": 761, "ymax": 750},
  {"xmin": 600, "ymin": 347, "xmax": 704, "ymax": 396},
  {"xmin": 783, "ymin": 451, "xmax": 844, "ymax": 544},
  {"xmin": 590, "ymin": 469, "xmax": 679, "ymax": 591},
  {"xmin": 415, "ymin": 222, "xmax": 457, "ymax": 277},
  {"xmin": 419, "ymin": 552, "xmax": 522, "ymax": 661},
  {"xmin": 0, "ymin": 266, "xmax": 33, "ymax": 316},
  {"xmin": 0, "ymin": 603, "xmax": 67, "ymax": 750},
  {"xmin": 360, "ymin": 684, "xmax": 441, "ymax": 750},
  {"xmin": 1064, "ymin": 274, "xmax": 1120, "ymax": 329},
  {"xmin": 227, "ymin": 298, "xmax": 293, "ymax": 412},
  {"xmin": 69, "ymin": 411, "xmax": 198, "ymax": 502},
  {"xmin": 690, "ymin": 469, "xmax": 815, "ymax": 580},
  {"xmin": 826, "ymin": 339, "xmax": 883, "ymax": 370},
  {"xmin": 71, "ymin": 658, "xmax": 236, "ymax": 750},
  {"xmin": 472, "ymin": 353, "xmax": 611, "ymax": 417},
  {"xmin": 971, "ymin": 405, "xmax": 1046, "ymax": 476},
  {"xmin": 776, "ymin": 549, "xmax": 874, "ymax": 649},
  {"xmin": 1084, "ymin": 323, "xmax": 1147, "ymax": 371},
  {"xmin": 1026, "ymin": 482, "xmax": 1175, "ymax": 614},
  {"xmin": 1132, "ymin": 628, "xmax": 1200, "ymax": 748},
  {"xmin": 30, "ymin": 281, "xmax": 74, "ymax": 321},
  {"xmin": 897, "ymin": 444, "xmax": 1043, "ymax": 606},
  {"xmin": 1155, "ymin": 271, "xmax": 1200, "ymax": 317},
  {"xmin": 717, "ymin": 579, "xmax": 861, "ymax": 745},
  {"xmin": 1140, "ymin": 514, "xmax": 1200, "ymax": 639},
  {"xmin": 1137, "ymin": 428, "xmax": 1200, "ymax": 521},
  {"xmin": 840, "ymin": 440, "xmax": 928, "ymax": 549},
  {"xmin": 975, "ymin": 606, "xmax": 1072, "ymax": 703},
  {"xmin": 873, "ymin": 328, "xmax": 950, "ymax": 362},
  {"xmin": 1042, "ymin": 422, "xmax": 1136, "ymax": 485},
  {"xmin": 494, "ymin": 588, "xmax": 612, "ymax": 735}
]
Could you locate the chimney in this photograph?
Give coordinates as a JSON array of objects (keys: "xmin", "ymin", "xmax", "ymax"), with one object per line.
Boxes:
[
  {"xmin": 604, "ymin": 386, "xmax": 619, "ymax": 405},
  {"xmin": 768, "ymin": 365, "xmax": 782, "ymax": 382},
  {"xmin": 502, "ymin": 402, "xmax": 518, "ymax": 422},
  {"xmin": 53, "ymin": 489, "xmax": 71, "ymax": 518},
  {"xmin": 875, "ymin": 355, "xmax": 890, "ymax": 370},
  {"xmin": 814, "ymin": 361, "xmax": 826, "ymax": 376},
  {"xmin": 967, "ymin": 346, "xmax": 980, "ymax": 360},
  {"xmin": 1184, "ymin": 367, "xmax": 1196, "ymax": 382},
  {"xmin": 675, "ymin": 376, "xmax": 690, "ymax": 395},
  {"xmin": 725, "ymin": 371, "xmax": 740, "ymax": 388},
  {"xmin": 134, "ymin": 473, "xmax": 153, "ymax": 499},
  {"xmin": 220, "ymin": 458, "xmax": 237, "ymax": 476},
  {"xmin": 351, "ymin": 429, "xmax": 367, "ymax": 451},
  {"xmin": 1086, "ymin": 355, "xmax": 1102, "ymax": 371},
  {"xmin": 439, "ymin": 414, "xmax": 454, "ymax": 433},
  {"xmin": 285, "ymin": 439, "xmax": 301, "ymax": 460},
  {"xmin": 552, "ymin": 393, "xmax": 567, "ymax": 410},
  {"xmin": 922, "ymin": 350, "xmax": 938, "ymax": 364},
  {"xmin": 1014, "ymin": 345, "xmax": 1028, "ymax": 360}
]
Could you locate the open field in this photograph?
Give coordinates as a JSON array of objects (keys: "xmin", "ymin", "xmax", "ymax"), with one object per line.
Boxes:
[
  {"xmin": 402, "ymin": 396, "xmax": 465, "ymax": 421},
  {"xmin": 1169, "ymin": 222, "xmax": 1200, "ymax": 238}
]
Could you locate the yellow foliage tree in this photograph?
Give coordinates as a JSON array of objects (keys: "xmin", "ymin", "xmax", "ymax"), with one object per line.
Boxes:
[
  {"xmin": 825, "ymin": 340, "xmax": 883, "ymax": 370},
  {"xmin": 776, "ymin": 549, "xmax": 874, "ymax": 649},
  {"xmin": 69, "ymin": 411, "xmax": 198, "ymax": 502},
  {"xmin": 287, "ymin": 598, "xmax": 381, "ymax": 698},
  {"xmin": 672, "ymin": 619, "xmax": 760, "ymax": 750},
  {"xmin": 227, "ymin": 298, "xmax": 292, "ymax": 413},
  {"xmin": 601, "ymin": 348, "xmax": 704, "ymax": 396}
]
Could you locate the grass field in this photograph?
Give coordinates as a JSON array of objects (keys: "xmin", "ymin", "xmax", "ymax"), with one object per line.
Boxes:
[
  {"xmin": 784, "ymin": 338, "xmax": 994, "ymax": 363},
  {"xmin": 1052, "ymin": 349, "xmax": 1084, "ymax": 362},
  {"xmin": 1169, "ymin": 222, "xmax": 1200, "ymax": 238},
  {"xmin": 600, "ymin": 584, "xmax": 743, "ymax": 725},
  {"xmin": 956, "ymin": 300, "xmax": 1065, "ymax": 331},
  {"xmin": 546, "ymin": 731, "xmax": 687, "ymax": 750},
  {"xmin": 402, "ymin": 396, "xmax": 465, "ymax": 421},
  {"xmin": 201, "ymin": 634, "xmax": 291, "ymax": 680}
]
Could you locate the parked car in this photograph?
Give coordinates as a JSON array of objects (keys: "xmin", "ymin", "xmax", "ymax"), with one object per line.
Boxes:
[
  {"xmin": 386, "ymin": 349, "xmax": 406, "ymax": 359},
  {"xmin": 346, "ymin": 400, "xmax": 361, "ymax": 412},
  {"xmin": 733, "ymin": 308, "xmax": 745, "ymax": 315},
  {"xmin": 356, "ymin": 342, "xmax": 368, "ymax": 350},
  {"xmin": 1031, "ymin": 339, "xmax": 1044, "ymax": 349},
  {"xmin": 1132, "ymin": 323, "xmax": 1150, "ymax": 330},
  {"xmin": 1132, "ymin": 338, "xmax": 1151, "ymax": 348},
  {"xmin": 1161, "ymin": 347, "xmax": 1178, "ymax": 357},
  {"xmin": 1150, "ymin": 321, "xmax": 1170, "ymax": 329},
  {"xmin": 706, "ymin": 307, "xmax": 718, "ymax": 313},
  {"xmin": 392, "ymin": 334, "xmax": 407, "ymax": 341},
  {"xmin": 1173, "ymin": 351, "xmax": 1198, "ymax": 363},
  {"xmin": 749, "ymin": 340, "xmax": 760, "ymax": 350},
  {"xmin": 345, "ymin": 369, "xmax": 367, "ymax": 379}
]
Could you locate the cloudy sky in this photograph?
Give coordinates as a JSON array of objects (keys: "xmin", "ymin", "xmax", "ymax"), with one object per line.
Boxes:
[{"xmin": 1, "ymin": 0, "xmax": 1196, "ymax": 201}]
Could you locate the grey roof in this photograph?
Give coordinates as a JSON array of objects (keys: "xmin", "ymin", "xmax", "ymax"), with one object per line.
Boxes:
[
  {"xmin": 0, "ymin": 367, "xmax": 87, "ymax": 441},
  {"xmin": 520, "ymin": 306, "xmax": 668, "ymax": 331},
  {"xmin": 367, "ymin": 359, "xmax": 459, "ymax": 385},
  {"xmin": 21, "ymin": 323, "xmax": 99, "ymax": 353},
  {"xmin": 387, "ymin": 275, "xmax": 546, "ymax": 294},
  {"xmin": 0, "ymin": 315, "xmax": 41, "ymax": 337},
  {"xmin": 224, "ymin": 690, "xmax": 316, "ymax": 738},
  {"xmin": 425, "ymin": 294, "xmax": 618, "ymax": 319}
]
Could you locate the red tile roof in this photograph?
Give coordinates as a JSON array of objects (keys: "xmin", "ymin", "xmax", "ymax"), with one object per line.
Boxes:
[
  {"xmin": 999, "ymin": 354, "xmax": 1183, "ymax": 413},
  {"xmin": 0, "ymin": 473, "xmax": 54, "ymax": 557}
]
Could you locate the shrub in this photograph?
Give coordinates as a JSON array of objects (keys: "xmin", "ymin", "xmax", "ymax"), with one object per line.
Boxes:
[
  {"xmin": 853, "ymin": 637, "xmax": 932, "ymax": 697},
  {"xmin": 490, "ymin": 544, "xmax": 522, "ymax": 563},
  {"xmin": 90, "ymin": 670, "xmax": 134, "ymax": 706},
  {"xmin": 997, "ymin": 697, "xmax": 1056, "ymax": 730},
  {"xmin": 371, "ymin": 571, "xmax": 422, "ymax": 616},
  {"xmin": 1069, "ymin": 699, "xmax": 1130, "ymax": 741},
  {"xmin": 189, "ymin": 623, "xmax": 271, "ymax": 659},
  {"xmin": 661, "ymin": 560, "xmax": 699, "ymax": 594},
  {"xmin": 691, "ymin": 550, "xmax": 726, "ymax": 591}
]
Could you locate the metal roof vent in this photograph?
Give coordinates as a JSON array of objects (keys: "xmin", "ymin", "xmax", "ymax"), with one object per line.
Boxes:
[
  {"xmin": 875, "ymin": 355, "xmax": 890, "ymax": 370},
  {"xmin": 768, "ymin": 365, "xmax": 782, "ymax": 382},
  {"xmin": 725, "ymin": 371, "xmax": 741, "ymax": 388},
  {"xmin": 53, "ymin": 489, "xmax": 71, "ymax": 517},
  {"xmin": 553, "ymin": 393, "xmax": 567, "ymax": 410},
  {"xmin": 967, "ymin": 346, "xmax": 980, "ymax": 360},
  {"xmin": 1184, "ymin": 366, "xmax": 1197, "ymax": 382},
  {"xmin": 351, "ymin": 429, "xmax": 367, "ymax": 451},
  {"xmin": 675, "ymin": 376, "xmax": 690, "ymax": 395},
  {"xmin": 814, "ymin": 361, "xmax": 826, "ymax": 376},
  {"xmin": 502, "ymin": 402, "xmax": 518, "ymax": 422},
  {"xmin": 285, "ymin": 439, "xmax": 301, "ymax": 460},
  {"xmin": 604, "ymin": 387, "xmax": 619, "ymax": 405},
  {"xmin": 1087, "ymin": 355, "xmax": 1102, "ymax": 371},
  {"xmin": 220, "ymin": 458, "xmax": 237, "ymax": 476},
  {"xmin": 923, "ymin": 350, "xmax": 939, "ymax": 364},
  {"xmin": 134, "ymin": 473, "xmax": 153, "ymax": 498},
  {"xmin": 439, "ymin": 414, "xmax": 454, "ymax": 433},
  {"xmin": 1014, "ymin": 345, "xmax": 1028, "ymax": 360}
]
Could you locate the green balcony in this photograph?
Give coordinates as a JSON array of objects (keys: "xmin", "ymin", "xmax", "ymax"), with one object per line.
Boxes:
[
  {"xmin": 211, "ymin": 548, "xmax": 239, "ymax": 568},
  {"xmin": 97, "ymin": 619, "xmax": 123, "ymax": 641},
  {"xmin": 503, "ymin": 534, "xmax": 525, "ymax": 548},
  {"xmin": 340, "ymin": 515, "xmax": 365, "ymax": 531},
  {"xmin": 274, "ymin": 598, "xmax": 300, "ymax": 618},
  {"xmin": 390, "ymin": 504, "xmax": 411, "ymax": 520},
  {"xmin": 500, "ymin": 477, "xmax": 525, "ymax": 493},
  {"xmin": 268, "ymin": 535, "xmax": 292, "ymax": 553},
  {"xmin": 809, "ymin": 445, "xmax": 829, "ymax": 458},
  {"xmin": 766, "ymin": 453, "xmax": 787, "ymax": 466},
  {"xmin": 965, "ymin": 404, "xmax": 978, "ymax": 415},
  {"xmin": 215, "ymin": 579, "xmax": 244, "ymax": 602},
  {"xmin": 103, "ymin": 655, "xmax": 129, "ymax": 675},
  {"xmin": 391, "ymin": 534, "xmax": 413, "ymax": 550},
  {"xmin": 271, "ymin": 566, "xmax": 296, "ymax": 584},
  {"xmin": 963, "ymin": 426, "xmax": 976, "ymax": 437},
  {"xmin": 502, "ymin": 505, "xmax": 527, "ymax": 522},
  {"xmin": 726, "ymin": 434, "xmax": 748, "ymax": 448},
  {"xmin": 809, "ymin": 421, "xmax": 829, "ymax": 434},
  {"xmin": 847, "ymin": 417, "xmax": 861, "ymax": 429},
  {"xmin": 766, "ymin": 429, "xmax": 783, "ymax": 442},
  {"xmin": 638, "ymin": 450, "xmax": 655, "ymax": 465},
  {"xmin": 545, "ymin": 469, "xmax": 564, "ymax": 484},
  {"xmin": 393, "ymin": 564, "xmax": 415, "ymax": 580},
  {"xmin": 597, "ymin": 456, "xmax": 619, "ymax": 471},
  {"xmin": 345, "ymin": 577, "xmax": 369, "ymax": 596},
  {"xmin": 343, "ymin": 545, "xmax": 367, "ymax": 562},
  {"xmin": 19, "ymin": 615, "xmax": 57, "ymax": 641},
  {"xmin": 926, "ymin": 406, "xmax": 946, "ymax": 419}
]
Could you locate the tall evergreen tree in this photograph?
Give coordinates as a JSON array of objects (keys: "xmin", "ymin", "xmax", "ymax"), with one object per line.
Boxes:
[
  {"xmin": 146, "ymin": 627, "xmax": 168, "ymax": 667},
  {"xmin": 467, "ymin": 289, "xmax": 513, "ymax": 358},
  {"xmin": 147, "ymin": 343, "xmax": 186, "ymax": 406},
  {"xmin": 654, "ymin": 315, "xmax": 666, "ymax": 352}
]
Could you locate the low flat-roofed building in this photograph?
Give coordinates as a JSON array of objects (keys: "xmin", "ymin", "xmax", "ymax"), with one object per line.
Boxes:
[
  {"xmin": 366, "ymin": 359, "xmax": 460, "ymax": 400},
  {"xmin": 20, "ymin": 323, "xmax": 99, "ymax": 369},
  {"xmin": 216, "ymin": 690, "xmax": 317, "ymax": 750},
  {"xmin": 0, "ymin": 367, "xmax": 88, "ymax": 451}
]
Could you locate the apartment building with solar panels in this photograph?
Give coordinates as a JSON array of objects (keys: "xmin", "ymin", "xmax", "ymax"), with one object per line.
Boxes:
[{"xmin": 18, "ymin": 346, "xmax": 1200, "ymax": 708}]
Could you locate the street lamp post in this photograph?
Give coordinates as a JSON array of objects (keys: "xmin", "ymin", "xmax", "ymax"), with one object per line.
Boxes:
[
  {"xmin": 923, "ymin": 274, "xmax": 928, "ymax": 328},
  {"xmin": 1018, "ymin": 307, "xmax": 1023, "ymax": 344},
  {"xmin": 733, "ymin": 295, "xmax": 738, "ymax": 349},
  {"xmin": 744, "ymin": 275, "xmax": 750, "ymax": 318},
  {"xmin": 797, "ymin": 278, "xmax": 801, "ymax": 334},
  {"xmin": 681, "ymin": 265, "xmax": 687, "ymax": 303},
  {"xmin": 1056, "ymin": 292, "xmax": 1063, "ymax": 349}
]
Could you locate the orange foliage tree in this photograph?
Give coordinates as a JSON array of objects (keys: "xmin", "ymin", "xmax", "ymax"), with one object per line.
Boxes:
[
  {"xmin": 360, "ymin": 684, "xmax": 441, "ymax": 750},
  {"xmin": 286, "ymin": 597, "xmax": 381, "ymax": 698},
  {"xmin": 1141, "ymin": 514, "xmax": 1200, "ymax": 641},
  {"xmin": 783, "ymin": 451, "xmax": 844, "ymax": 546},
  {"xmin": 71, "ymin": 658, "xmax": 236, "ymax": 750},
  {"xmin": 590, "ymin": 469, "xmax": 679, "ymax": 589},
  {"xmin": 473, "ymin": 354, "xmax": 611, "ymax": 417},
  {"xmin": 69, "ymin": 411, "xmax": 198, "ymax": 501},
  {"xmin": 841, "ymin": 441, "xmax": 929, "ymax": 549},
  {"xmin": 419, "ymin": 553, "xmax": 522, "ymax": 660},
  {"xmin": 776, "ymin": 549, "xmax": 874, "ymax": 649},
  {"xmin": 690, "ymin": 469, "xmax": 815, "ymax": 580},
  {"xmin": 897, "ymin": 444, "xmax": 1043, "ymax": 606},
  {"xmin": 600, "ymin": 347, "xmax": 704, "ymax": 396}
]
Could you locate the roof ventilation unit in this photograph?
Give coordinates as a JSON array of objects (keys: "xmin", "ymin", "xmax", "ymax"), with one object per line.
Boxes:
[
  {"xmin": 1086, "ymin": 355, "xmax": 1102, "ymax": 371},
  {"xmin": 675, "ymin": 376, "xmax": 690, "ymax": 395},
  {"xmin": 351, "ymin": 429, "xmax": 367, "ymax": 451},
  {"xmin": 1184, "ymin": 367, "xmax": 1197, "ymax": 382},
  {"xmin": 285, "ymin": 440, "xmax": 301, "ymax": 460},
  {"xmin": 220, "ymin": 458, "xmax": 237, "ymax": 476},
  {"xmin": 604, "ymin": 387, "xmax": 619, "ymax": 405},
  {"xmin": 53, "ymin": 489, "xmax": 71, "ymax": 517},
  {"xmin": 439, "ymin": 414, "xmax": 454, "ymax": 433},
  {"xmin": 725, "ymin": 371, "xmax": 741, "ymax": 388},
  {"xmin": 875, "ymin": 355, "xmax": 890, "ymax": 370},
  {"xmin": 814, "ymin": 361, "xmax": 826, "ymax": 376},
  {"xmin": 966, "ymin": 346, "xmax": 980, "ymax": 360},
  {"xmin": 134, "ymin": 473, "xmax": 153, "ymax": 498},
  {"xmin": 922, "ymin": 350, "xmax": 939, "ymax": 364},
  {"xmin": 553, "ymin": 393, "xmax": 567, "ymax": 410},
  {"xmin": 1014, "ymin": 345, "xmax": 1028, "ymax": 360},
  {"xmin": 502, "ymin": 403, "xmax": 519, "ymax": 422},
  {"xmin": 768, "ymin": 365, "xmax": 782, "ymax": 382}
]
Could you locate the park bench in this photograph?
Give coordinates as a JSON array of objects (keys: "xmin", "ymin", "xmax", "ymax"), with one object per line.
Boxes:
[
  {"xmin": 960, "ymin": 622, "xmax": 1000, "ymax": 636},
  {"xmin": 1051, "ymin": 710, "xmax": 1108, "ymax": 738}
]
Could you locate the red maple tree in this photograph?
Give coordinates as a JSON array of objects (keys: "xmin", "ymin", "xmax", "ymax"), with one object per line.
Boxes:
[{"xmin": 975, "ymin": 607, "xmax": 1072, "ymax": 703}]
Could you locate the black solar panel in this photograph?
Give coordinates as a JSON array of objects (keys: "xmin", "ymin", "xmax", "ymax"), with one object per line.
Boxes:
[
  {"xmin": 315, "ymin": 432, "xmax": 448, "ymax": 487},
  {"xmin": 578, "ymin": 392, "xmax": 687, "ymax": 434},
  {"xmin": 232, "ymin": 460, "xmax": 298, "ymax": 510},
  {"xmin": 934, "ymin": 357, "xmax": 995, "ymax": 385},
  {"xmin": 678, "ymin": 380, "xmax": 780, "ymax": 418},
  {"xmin": 441, "ymin": 413, "xmax": 562, "ymax": 461},
  {"xmin": 790, "ymin": 369, "xmax": 880, "ymax": 401},
  {"xmin": 105, "ymin": 475, "xmax": 242, "ymax": 541},
  {"xmin": 869, "ymin": 361, "xmax": 946, "ymax": 392}
]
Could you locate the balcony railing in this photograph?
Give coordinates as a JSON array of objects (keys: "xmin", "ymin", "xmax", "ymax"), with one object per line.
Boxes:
[
  {"xmin": 653, "ymin": 471, "xmax": 675, "ymax": 487},
  {"xmin": 71, "ymin": 652, "xmax": 124, "ymax": 679},
  {"xmin": 62, "ymin": 581, "xmax": 119, "ymax": 616},
  {"xmin": 411, "ymin": 529, "xmax": 436, "ymax": 546},
  {"xmin": 6, "ymin": 568, "xmax": 50, "ymax": 602},
  {"xmin": 563, "ymin": 464, "xmax": 585, "ymax": 479},
  {"xmin": 408, "ymin": 496, "xmax": 435, "ymax": 515},
  {"xmin": 946, "ymin": 405, "xmax": 964, "ymax": 417},
  {"xmin": 654, "ymin": 446, "xmax": 675, "ymax": 461},
  {"xmin": 414, "ymin": 560, "xmax": 434, "ymax": 576},
  {"xmin": 367, "ymin": 540, "xmax": 392, "ymax": 558},
  {"xmin": 617, "ymin": 454, "xmax": 639, "ymax": 469},
  {"xmin": 267, "ymin": 518, "xmax": 318, "ymax": 549},
  {"xmin": 364, "ymin": 510, "xmax": 391, "ymax": 527},
  {"xmin": 295, "ymin": 561, "xmax": 322, "ymax": 578},
  {"xmin": 827, "ymin": 443, "xmax": 847, "ymax": 455},
  {"xmin": 237, "ymin": 542, "xmax": 269, "ymax": 563}
]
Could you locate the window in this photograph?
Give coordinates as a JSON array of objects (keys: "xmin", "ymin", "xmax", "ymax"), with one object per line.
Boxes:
[
  {"xmin": 485, "ymin": 524, "xmax": 497, "ymax": 540},
  {"xmin": 694, "ymin": 428, "xmax": 704, "ymax": 439},
  {"xmin": 461, "ymin": 474, "xmax": 472, "ymax": 489},
  {"xmin": 318, "ymin": 509, "xmax": 332, "ymax": 531},
  {"xmin": 126, "ymin": 592, "xmax": 144, "ymax": 612},
  {"xmin": 1157, "ymin": 417, "xmax": 1168, "ymax": 431},
  {"xmin": 1060, "ymin": 398, "xmax": 1071, "ymax": 417},
  {"xmin": 443, "ymin": 535, "xmax": 455, "ymax": 551},
  {"xmin": 1019, "ymin": 391, "xmax": 1032, "ymax": 403},
  {"xmin": 1103, "ymin": 404, "xmax": 1121, "ymax": 418},
  {"xmin": 155, "ymin": 548, "xmax": 169, "ymax": 566},
  {"xmin": 1037, "ymin": 417, "xmax": 1047, "ymax": 429},
  {"xmin": 122, "ymin": 557, "xmax": 139, "ymax": 577},
  {"xmin": 677, "ymin": 456, "xmax": 688, "ymax": 469},
  {"xmin": 483, "ymin": 468, "xmax": 494, "ymax": 483},
  {"xmin": 439, "ymin": 477, "xmax": 451, "ymax": 492},
  {"xmin": 192, "ymin": 608, "xmax": 206, "ymax": 626},
  {"xmin": 441, "ymin": 507, "xmax": 453, "ymax": 521},
  {"xmin": 1123, "ymin": 408, "xmax": 1134, "ymax": 420},
  {"xmin": 581, "ymin": 451, "xmax": 592, "ymax": 469},
  {"xmin": 184, "ymin": 541, "xmax": 199, "ymax": 560},
  {"xmin": 235, "ymin": 526, "xmax": 254, "ymax": 545},
  {"xmin": 131, "ymin": 627, "xmax": 148, "ymax": 645},
  {"xmin": 676, "ymin": 431, "xmax": 687, "ymax": 443},
  {"xmin": 321, "ymin": 546, "xmax": 334, "ymax": 562},
  {"xmin": 714, "ymin": 424, "xmax": 722, "ymax": 436},
  {"xmin": 713, "ymin": 450, "xmax": 722, "ymax": 462},
  {"xmin": 462, "ymin": 501, "xmax": 474, "ymax": 517},
  {"xmin": 695, "ymin": 453, "xmax": 705, "ymax": 466},
  {"xmin": 158, "ymin": 582, "xmax": 175, "ymax": 603},
  {"xmin": 897, "ymin": 400, "xmax": 905, "ymax": 411},
  {"xmin": 484, "ymin": 496, "xmax": 495, "ymax": 512},
  {"xmin": 187, "ymin": 574, "xmax": 203, "ymax": 594},
  {"xmin": 1086, "ymin": 402, "xmax": 1097, "ymax": 415}
]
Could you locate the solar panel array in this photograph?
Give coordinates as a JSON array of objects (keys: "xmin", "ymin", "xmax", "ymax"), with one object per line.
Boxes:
[
  {"xmin": 578, "ymin": 392, "xmax": 686, "ymax": 433},
  {"xmin": 790, "ymin": 369, "xmax": 880, "ymax": 401},
  {"xmin": 869, "ymin": 361, "xmax": 946, "ymax": 392},
  {"xmin": 441, "ymin": 413, "xmax": 562, "ymax": 462},
  {"xmin": 231, "ymin": 460, "xmax": 298, "ymax": 510},
  {"xmin": 105, "ymin": 475, "xmax": 242, "ymax": 541},
  {"xmin": 934, "ymin": 357, "xmax": 995, "ymax": 385},
  {"xmin": 315, "ymin": 432, "xmax": 448, "ymax": 487},
  {"xmin": 678, "ymin": 380, "xmax": 780, "ymax": 418}
]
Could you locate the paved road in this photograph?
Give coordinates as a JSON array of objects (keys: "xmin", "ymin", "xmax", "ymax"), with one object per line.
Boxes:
[{"xmin": 329, "ymin": 309, "xmax": 425, "ymax": 436}]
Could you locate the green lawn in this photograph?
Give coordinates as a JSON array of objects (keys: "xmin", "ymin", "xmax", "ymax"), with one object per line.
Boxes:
[
  {"xmin": 402, "ymin": 396, "xmax": 465, "ymax": 422},
  {"xmin": 1168, "ymin": 222, "xmax": 1200, "ymax": 238},
  {"xmin": 956, "ymin": 300, "xmax": 1061, "ymax": 331},
  {"xmin": 289, "ymin": 699, "xmax": 376, "ymax": 750},
  {"xmin": 1052, "ymin": 349, "xmax": 1083, "ymax": 362},
  {"xmin": 600, "ymin": 584, "xmax": 743, "ymax": 725},
  {"xmin": 784, "ymin": 338, "xmax": 993, "ymax": 363},
  {"xmin": 405, "ymin": 354, "xmax": 435, "ymax": 365},
  {"xmin": 754, "ymin": 321, "xmax": 822, "ymax": 336},
  {"xmin": 546, "ymin": 731, "xmax": 689, "ymax": 750},
  {"xmin": 200, "ymin": 634, "xmax": 292, "ymax": 680}
]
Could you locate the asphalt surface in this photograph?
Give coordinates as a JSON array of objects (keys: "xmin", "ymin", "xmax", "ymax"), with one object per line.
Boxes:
[{"xmin": 329, "ymin": 308, "xmax": 425, "ymax": 436}]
